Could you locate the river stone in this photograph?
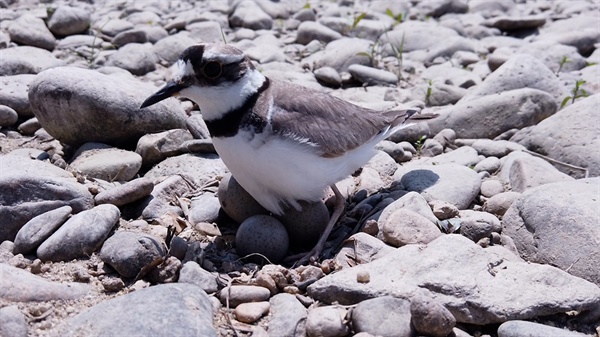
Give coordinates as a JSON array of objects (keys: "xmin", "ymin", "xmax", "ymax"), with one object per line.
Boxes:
[
  {"xmin": 28, "ymin": 67, "xmax": 186, "ymax": 147},
  {"xmin": 0, "ymin": 47, "xmax": 65, "ymax": 76}
]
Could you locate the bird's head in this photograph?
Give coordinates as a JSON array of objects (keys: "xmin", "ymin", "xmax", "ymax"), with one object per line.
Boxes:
[{"xmin": 140, "ymin": 43, "xmax": 266, "ymax": 121}]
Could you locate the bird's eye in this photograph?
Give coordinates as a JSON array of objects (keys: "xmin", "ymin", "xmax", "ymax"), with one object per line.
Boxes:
[{"xmin": 203, "ymin": 61, "xmax": 222, "ymax": 78}]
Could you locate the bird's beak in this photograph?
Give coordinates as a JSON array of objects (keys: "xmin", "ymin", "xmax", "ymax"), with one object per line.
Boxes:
[{"xmin": 140, "ymin": 81, "xmax": 186, "ymax": 109}]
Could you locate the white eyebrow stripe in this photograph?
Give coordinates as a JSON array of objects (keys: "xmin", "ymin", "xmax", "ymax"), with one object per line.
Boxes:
[{"xmin": 203, "ymin": 49, "xmax": 244, "ymax": 63}]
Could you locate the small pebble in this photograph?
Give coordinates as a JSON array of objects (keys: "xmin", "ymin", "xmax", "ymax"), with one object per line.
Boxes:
[
  {"xmin": 357, "ymin": 270, "xmax": 370, "ymax": 283},
  {"xmin": 101, "ymin": 277, "xmax": 125, "ymax": 292},
  {"xmin": 234, "ymin": 301, "xmax": 270, "ymax": 323}
]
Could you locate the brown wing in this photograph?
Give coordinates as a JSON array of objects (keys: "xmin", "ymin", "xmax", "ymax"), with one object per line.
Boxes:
[{"xmin": 262, "ymin": 80, "xmax": 398, "ymax": 157}]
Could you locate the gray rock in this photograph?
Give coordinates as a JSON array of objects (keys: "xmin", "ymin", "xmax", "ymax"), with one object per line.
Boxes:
[
  {"xmin": 416, "ymin": 0, "xmax": 468, "ymax": 17},
  {"xmin": 334, "ymin": 232, "xmax": 395, "ymax": 269},
  {"xmin": 429, "ymin": 199, "xmax": 459, "ymax": 220},
  {"xmin": 37, "ymin": 204, "xmax": 120, "ymax": 262},
  {"xmin": 146, "ymin": 152, "xmax": 227, "ymax": 185},
  {"xmin": 179, "ymin": 261, "xmax": 218, "ymax": 293},
  {"xmin": 471, "ymin": 139, "xmax": 525, "ymax": 158},
  {"xmin": 364, "ymin": 150, "xmax": 398, "ymax": 177},
  {"xmin": 474, "ymin": 156, "xmax": 501, "ymax": 174},
  {"xmin": 503, "ymin": 178, "xmax": 600, "ymax": 286},
  {"xmin": 136, "ymin": 129, "xmax": 194, "ymax": 166},
  {"xmin": 480, "ymin": 179, "xmax": 504, "ymax": 197},
  {"xmin": 394, "ymin": 164, "xmax": 481, "ymax": 209},
  {"xmin": 411, "ymin": 146, "xmax": 481, "ymax": 167},
  {"xmin": 420, "ymin": 63, "xmax": 482, "ymax": 89},
  {"xmin": 58, "ymin": 283, "xmax": 216, "ymax": 337},
  {"xmin": 137, "ymin": 175, "xmax": 194, "ymax": 221},
  {"xmin": 99, "ymin": 231, "xmax": 165, "ymax": 278},
  {"xmin": 459, "ymin": 210, "xmax": 502, "ymax": 242},
  {"xmin": 420, "ymin": 138, "xmax": 444, "ymax": 157},
  {"xmin": 152, "ymin": 32, "xmax": 197, "ymax": 65},
  {"xmin": 47, "ymin": 6, "xmax": 91, "ymax": 36},
  {"xmin": 308, "ymin": 235, "xmax": 600, "ymax": 325},
  {"xmin": 111, "ymin": 28, "xmax": 149, "ymax": 47},
  {"xmin": 410, "ymin": 294, "xmax": 456, "ymax": 337},
  {"xmin": 229, "ymin": 0, "xmax": 273, "ymax": 30},
  {"xmin": 0, "ymin": 155, "xmax": 93, "ymax": 242},
  {"xmin": 0, "ymin": 104, "xmax": 18, "ymax": 127},
  {"xmin": 0, "ymin": 263, "xmax": 91, "ymax": 301},
  {"xmin": 219, "ymin": 285, "xmax": 271, "ymax": 308},
  {"xmin": 236, "ymin": 215, "xmax": 289, "ymax": 264},
  {"xmin": 516, "ymin": 41, "xmax": 587, "ymax": 74},
  {"xmin": 380, "ymin": 21, "xmax": 459, "ymax": 54},
  {"xmin": 296, "ymin": 21, "xmax": 342, "ymax": 45},
  {"xmin": 70, "ymin": 142, "xmax": 142, "ymax": 181},
  {"xmin": 268, "ymin": 293, "xmax": 307, "ymax": 337},
  {"xmin": 293, "ymin": 8, "xmax": 316, "ymax": 22},
  {"xmin": 306, "ymin": 38, "xmax": 372, "ymax": 72},
  {"xmin": 348, "ymin": 64, "xmax": 398, "ymax": 86},
  {"xmin": 379, "ymin": 191, "xmax": 438, "ymax": 224},
  {"xmin": 13, "ymin": 206, "xmax": 72, "ymax": 255},
  {"xmin": 499, "ymin": 152, "xmax": 574, "ymax": 192},
  {"xmin": 412, "ymin": 81, "xmax": 467, "ymax": 106},
  {"xmin": 95, "ymin": 18, "xmax": 134, "ymax": 36},
  {"xmin": 0, "ymin": 306, "xmax": 27, "ymax": 337},
  {"xmin": 536, "ymin": 15, "xmax": 599, "ymax": 55},
  {"xmin": 94, "ymin": 177, "xmax": 154, "ymax": 206},
  {"xmin": 139, "ymin": 26, "xmax": 169, "ymax": 43},
  {"xmin": 189, "ymin": 192, "xmax": 221, "ymax": 225},
  {"xmin": 413, "ymin": 36, "xmax": 477, "ymax": 64},
  {"xmin": 106, "ymin": 43, "xmax": 157, "ymax": 75},
  {"xmin": 313, "ymin": 66, "xmax": 341, "ymax": 88},
  {"xmin": 497, "ymin": 320, "xmax": 588, "ymax": 337},
  {"xmin": 483, "ymin": 191, "xmax": 521, "ymax": 216},
  {"xmin": 0, "ymin": 74, "xmax": 36, "ymax": 118},
  {"xmin": 235, "ymin": 301, "xmax": 270, "ymax": 324},
  {"xmin": 29, "ymin": 67, "xmax": 186, "ymax": 147},
  {"xmin": 352, "ymin": 296, "xmax": 414, "ymax": 337},
  {"xmin": 427, "ymin": 88, "xmax": 557, "ymax": 139},
  {"xmin": 306, "ymin": 306, "xmax": 349, "ymax": 337},
  {"xmin": 186, "ymin": 21, "xmax": 224, "ymax": 44},
  {"xmin": 512, "ymin": 94, "xmax": 599, "ymax": 178},
  {"xmin": 0, "ymin": 46, "xmax": 65, "ymax": 76},
  {"xmin": 17, "ymin": 117, "xmax": 41, "ymax": 135},
  {"xmin": 56, "ymin": 34, "xmax": 100, "ymax": 49},
  {"xmin": 483, "ymin": 15, "xmax": 546, "ymax": 31},
  {"xmin": 381, "ymin": 209, "xmax": 442, "ymax": 247},
  {"xmin": 8, "ymin": 14, "xmax": 56, "ymax": 50}
]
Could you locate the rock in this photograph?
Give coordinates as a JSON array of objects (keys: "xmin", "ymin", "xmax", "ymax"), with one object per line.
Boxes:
[
  {"xmin": 218, "ymin": 173, "xmax": 268, "ymax": 223},
  {"xmin": 334, "ymin": 232, "xmax": 396, "ymax": 269},
  {"xmin": 0, "ymin": 155, "xmax": 93, "ymax": 242},
  {"xmin": 37, "ymin": 204, "xmax": 120, "ymax": 262},
  {"xmin": 499, "ymin": 152, "xmax": 574, "ymax": 192},
  {"xmin": 135, "ymin": 129, "xmax": 194, "ymax": 166},
  {"xmin": 306, "ymin": 38, "xmax": 372, "ymax": 72},
  {"xmin": 483, "ymin": 191, "xmax": 521, "ymax": 216},
  {"xmin": 8, "ymin": 14, "xmax": 56, "ymax": 50},
  {"xmin": 277, "ymin": 200, "xmax": 329, "ymax": 247},
  {"xmin": 95, "ymin": 18, "xmax": 134, "ymax": 36},
  {"xmin": 29, "ymin": 67, "xmax": 186, "ymax": 147},
  {"xmin": 306, "ymin": 306, "xmax": 349, "ymax": 337},
  {"xmin": 152, "ymin": 32, "xmax": 198, "ymax": 65},
  {"xmin": 420, "ymin": 138, "xmax": 444, "ymax": 157},
  {"xmin": 235, "ymin": 215, "xmax": 289, "ymax": 264},
  {"xmin": 0, "ymin": 74, "xmax": 36, "ymax": 118},
  {"xmin": 0, "ymin": 47, "xmax": 65, "ymax": 76},
  {"xmin": 219, "ymin": 285, "xmax": 271, "ymax": 308},
  {"xmin": 229, "ymin": 0, "xmax": 273, "ymax": 30},
  {"xmin": 429, "ymin": 199, "xmax": 459, "ymax": 220},
  {"xmin": 348, "ymin": 64, "xmax": 398, "ymax": 86},
  {"xmin": 0, "ymin": 263, "xmax": 91, "ymax": 302},
  {"xmin": 111, "ymin": 28, "xmax": 148, "ymax": 47},
  {"xmin": 380, "ymin": 208, "xmax": 441, "ymax": 247},
  {"xmin": 471, "ymin": 139, "xmax": 525, "ymax": 158},
  {"xmin": 480, "ymin": 179, "xmax": 504, "ymax": 197},
  {"xmin": 186, "ymin": 21, "xmax": 224, "ymax": 43},
  {"xmin": 234, "ymin": 301, "xmax": 270, "ymax": 324},
  {"xmin": 427, "ymin": 88, "xmax": 557, "ymax": 139},
  {"xmin": 394, "ymin": 164, "xmax": 481, "ymax": 209},
  {"xmin": 380, "ymin": 20, "xmax": 459, "ymax": 54},
  {"xmin": 136, "ymin": 175, "xmax": 194, "ymax": 221},
  {"xmin": 412, "ymin": 81, "xmax": 467, "ymax": 107},
  {"xmin": 308, "ymin": 235, "xmax": 600, "ymax": 325},
  {"xmin": 352, "ymin": 296, "xmax": 414, "ymax": 337},
  {"xmin": 268, "ymin": 293, "xmax": 307, "ymax": 337},
  {"xmin": 410, "ymin": 293, "xmax": 456, "ymax": 337},
  {"xmin": 99, "ymin": 231, "xmax": 165, "ymax": 278},
  {"xmin": 47, "ymin": 6, "xmax": 91, "ymax": 36},
  {"xmin": 503, "ymin": 178, "xmax": 600, "ymax": 286},
  {"xmin": 483, "ymin": 15, "xmax": 546, "ymax": 31},
  {"xmin": 94, "ymin": 177, "xmax": 154, "ymax": 206},
  {"xmin": 0, "ymin": 306, "xmax": 27, "ymax": 337},
  {"xmin": 474, "ymin": 157, "xmax": 501, "ymax": 174},
  {"xmin": 0, "ymin": 104, "xmax": 18, "ymax": 127},
  {"xmin": 512, "ymin": 94, "xmax": 600, "ymax": 178},
  {"xmin": 179, "ymin": 261, "xmax": 218, "ymax": 294},
  {"xmin": 459, "ymin": 210, "xmax": 502, "ymax": 242},
  {"xmin": 58, "ymin": 283, "xmax": 216, "ymax": 337},
  {"xmin": 70, "ymin": 142, "xmax": 142, "ymax": 181},
  {"xmin": 409, "ymin": 146, "xmax": 480, "ymax": 167},
  {"xmin": 106, "ymin": 43, "xmax": 157, "ymax": 75},
  {"xmin": 313, "ymin": 66, "xmax": 342, "ymax": 88},
  {"xmin": 416, "ymin": 0, "xmax": 468, "ymax": 17},
  {"xmin": 13, "ymin": 206, "xmax": 72, "ymax": 255},
  {"xmin": 17, "ymin": 117, "xmax": 41, "ymax": 135},
  {"xmin": 189, "ymin": 193, "xmax": 221, "ymax": 225},
  {"xmin": 144, "ymin": 153, "xmax": 227, "ymax": 187},
  {"xmin": 497, "ymin": 320, "xmax": 588, "ymax": 337},
  {"xmin": 296, "ymin": 21, "xmax": 342, "ymax": 45}
]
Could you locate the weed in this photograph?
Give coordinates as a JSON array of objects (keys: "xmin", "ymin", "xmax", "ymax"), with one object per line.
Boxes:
[
  {"xmin": 356, "ymin": 39, "xmax": 382, "ymax": 68},
  {"xmin": 425, "ymin": 79, "xmax": 434, "ymax": 106},
  {"xmin": 560, "ymin": 79, "xmax": 589, "ymax": 108},
  {"xmin": 352, "ymin": 12, "xmax": 367, "ymax": 30},
  {"xmin": 556, "ymin": 56, "xmax": 569, "ymax": 75},
  {"xmin": 303, "ymin": 2, "xmax": 310, "ymax": 9},
  {"xmin": 415, "ymin": 135, "xmax": 427, "ymax": 153},
  {"xmin": 388, "ymin": 31, "xmax": 405, "ymax": 82},
  {"xmin": 384, "ymin": 8, "xmax": 404, "ymax": 27}
]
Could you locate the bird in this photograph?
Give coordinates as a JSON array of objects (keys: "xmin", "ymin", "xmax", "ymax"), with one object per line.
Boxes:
[{"xmin": 141, "ymin": 43, "xmax": 421, "ymax": 264}]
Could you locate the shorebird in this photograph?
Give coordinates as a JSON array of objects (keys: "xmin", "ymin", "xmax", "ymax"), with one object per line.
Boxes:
[{"xmin": 141, "ymin": 43, "xmax": 420, "ymax": 264}]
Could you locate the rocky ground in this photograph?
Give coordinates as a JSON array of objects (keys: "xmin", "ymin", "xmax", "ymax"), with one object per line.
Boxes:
[{"xmin": 1, "ymin": 0, "xmax": 599, "ymax": 336}]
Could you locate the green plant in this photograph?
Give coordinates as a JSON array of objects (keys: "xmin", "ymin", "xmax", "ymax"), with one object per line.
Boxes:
[
  {"xmin": 85, "ymin": 20, "xmax": 111, "ymax": 68},
  {"xmin": 425, "ymin": 79, "xmax": 434, "ymax": 106},
  {"xmin": 303, "ymin": 2, "xmax": 311, "ymax": 9},
  {"xmin": 356, "ymin": 39, "xmax": 382, "ymax": 68},
  {"xmin": 384, "ymin": 8, "xmax": 404, "ymax": 27},
  {"xmin": 415, "ymin": 135, "xmax": 427, "ymax": 153},
  {"xmin": 388, "ymin": 31, "xmax": 405, "ymax": 82},
  {"xmin": 560, "ymin": 79, "xmax": 589, "ymax": 108},
  {"xmin": 556, "ymin": 56, "xmax": 569, "ymax": 75},
  {"xmin": 352, "ymin": 12, "xmax": 367, "ymax": 30}
]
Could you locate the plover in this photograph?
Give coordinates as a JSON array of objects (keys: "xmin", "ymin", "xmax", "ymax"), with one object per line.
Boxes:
[{"xmin": 141, "ymin": 43, "xmax": 420, "ymax": 264}]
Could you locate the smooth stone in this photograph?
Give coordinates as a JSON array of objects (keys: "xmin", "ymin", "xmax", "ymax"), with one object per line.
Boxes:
[
  {"xmin": 499, "ymin": 152, "xmax": 574, "ymax": 192},
  {"xmin": 305, "ymin": 37, "xmax": 372, "ymax": 72},
  {"xmin": 189, "ymin": 193, "xmax": 221, "ymax": 225},
  {"xmin": 483, "ymin": 191, "xmax": 521, "ymax": 216},
  {"xmin": 136, "ymin": 129, "xmax": 194, "ymax": 166},
  {"xmin": 17, "ymin": 117, "xmax": 41, "ymax": 135},
  {"xmin": 483, "ymin": 15, "xmax": 546, "ymax": 31},
  {"xmin": 219, "ymin": 285, "xmax": 271, "ymax": 308},
  {"xmin": 412, "ymin": 81, "xmax": 467, "ymax": 106},
  {"xmin": 334, "ymin": 232, "xmax": 396, "ymax": 269},
  {"xmin": 99, "ymin": 231, "xmax": 165, "ymax": 278},
  {"xmin": 471, "ymin": 139, "xmax": 525, "ymax": 158},
  {"xmin": 136, "ymin": 175, "xmax": 194, "ymax": 221},
  {"xmin": 152, "ymin": 32, "xmax": 197, "ymax": 65},
  {"xmin": 348, "ymin": 64, "xmax": 398, "ymax": 86},
  {"xmin": 70, "ymin": 142, "xmax": 142, "ymax": 181},
  {"xmin": 497, "ymin": 320, "xmax": 588, "ymax": 337},
  {"xmin": 178, "ymin": 261, "xmax": 219, "ymax": 294},
  {"xmin": 106, "ymin": 43, "xmax": 157, "ymax": 76},
  {"xmin": 111, "ymin": 28, "xmax": 148, "ymax": 47},
  {"xmin": 420, "ymin": 138, "xmax": 444, "ymax": 157},
  {"xmin": 429, "ymin": 199, "xmax": 459, "ymax": 220},
  {"xmin": 474, "ymin": 156, "xmax": 501, "ymax": 174},
  {"xmin": 375, "ymin": 140, "xmax": 405, "ymax": 163},
  {"xmin": 8, "ymin": 14, "xmax": 56, "ymax": 50},
  {"xmin": 410, "ymin": 293, "xmax": 456, "ymax": 337},
  {"xmin": 308, "ymin": 235, "xmax": 600, "ymax": 325},
  {"xmin": 480, "ymin": 179, "xmax": 504, "ymax": 197},
  {"xmin": 58, "ymin": 283, "xmax": 216, "ymax": 337},
  {"xmin": 409, "ymin": 146, "xmax": 480, "ymax": 167},
  {"xmin": 0, "ymin": 74, "xmax": 36, "ymax": 118},
  {"xmin": 28, "ymin": 67, "xmax": 186, "ymax": 147},
  {"xmin": 268, "ymin": 293, "xmax": 307, "ymax": 337},
  {"xmin": 235, "ymin": 215, "xmax": 289, "ymax": 264},
  {"xmin": 296, "ymin": 21, "xmax": 342, "ymax": 45},
  {"xmin": 394, "ymin": 164, "xmax": 481, "ymax": 209},
  {"xmin": 229, "ymin": 0, "xmax": 273, "ymax": 30},
  {"xmin": 144, "ymin": 153, "xmax": 227, "ymax": 187},
  {"xmin": 379, "ymin": 190, "xmax": 438, "ymax": 223},
  {"xmin": 0, "ymin": 263, "xmax": 91, "ymax": 302},
  {"xmin": 95, "ymin": 18, "xmax": 134, "ymax": 36},
  {"xmin": 306, "ymin": 306, "xmax": 349, "ymax": 337},
  {"xmin": 218, "ymin": 173, "xmax": 268, "ymax": 223},
  {"xmin": 234, "ymin": 301, "xmax": 270, "ymax": 324},
  {"xmin": 379, "ymin": 20, "xmax": 459, "ymax": 54},
  {"xmin": 94, "ymin": 177, "xmax": 154, "ymax": 206},
  {"xmin": 37, "ymin": 204, "xmax": 120, "ymax": 262},
  {"xmin": 364, "ymin": 150, "xmax": 398, "ymax": 177},
  {"xmin": 503, "ymin": 178, "xmax": 600, "ymax": 286},
  {"xmin": 459, "ymin": 210, "xmax": 502, "ymax": 242},
  {"xmin": 47, "ymin": 6, "xmax": 91, "ymax": 36},
  {"xmin": 13, "ymin": 206, "xmax": 72, "ymax": 255},
  {"xmin": 381, "ymin": 209, "xmax": 442, "ymax": 247},
  {"xmin": 0, "ymin": 47, "xmax": 65, "ymax": 76},
  {"xmin": 0, "ymin": 104, "xmax": 18, "ymax": 127},
  {"xmin": 0, "ymin": 305, "xmax": 27, "ymax": 337},
  {"xmin": 352, "ymin": 296, "xmax": 414, "ymax": 337},
  {"xmin": 313, "ymin": 66, "xmax": 342, "ymax": 88}
]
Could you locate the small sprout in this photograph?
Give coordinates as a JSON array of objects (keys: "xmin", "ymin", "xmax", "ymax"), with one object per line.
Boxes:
[
  {"xmin": 352, "ymin": 12, "xmax": 367, "ymax": 30},
  {"xmin": 560, "ymin": 79, "xmax": 589, "ymax": 108},
  {"xmin": 303, "ymin": 2, "xmax": 310, "ymax": 9},
  {"xmin": 556, "ymin": 55, "xmax": 570, "ymax": 75},
  {"xmin": 425, "ymin": 79, "xmax": 434, "ymax": 106},
  {"xmin": 415, "ymin": 135, "xmax": 427, "ymax": 153},
  {"xmin": 385, "ymin": 8, "xmax": 404, "ymax": 27}
]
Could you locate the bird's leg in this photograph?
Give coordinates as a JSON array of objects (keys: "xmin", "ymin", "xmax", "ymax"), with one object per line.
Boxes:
[{"xmin": 293, "ymin": 184, "xmax": 345, "ymax": 266}]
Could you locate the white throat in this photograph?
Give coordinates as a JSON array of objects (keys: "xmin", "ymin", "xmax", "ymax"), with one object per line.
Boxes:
[{"xmin": 178, "ymin": 67, "xmax": 266, "ymax": 121}]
